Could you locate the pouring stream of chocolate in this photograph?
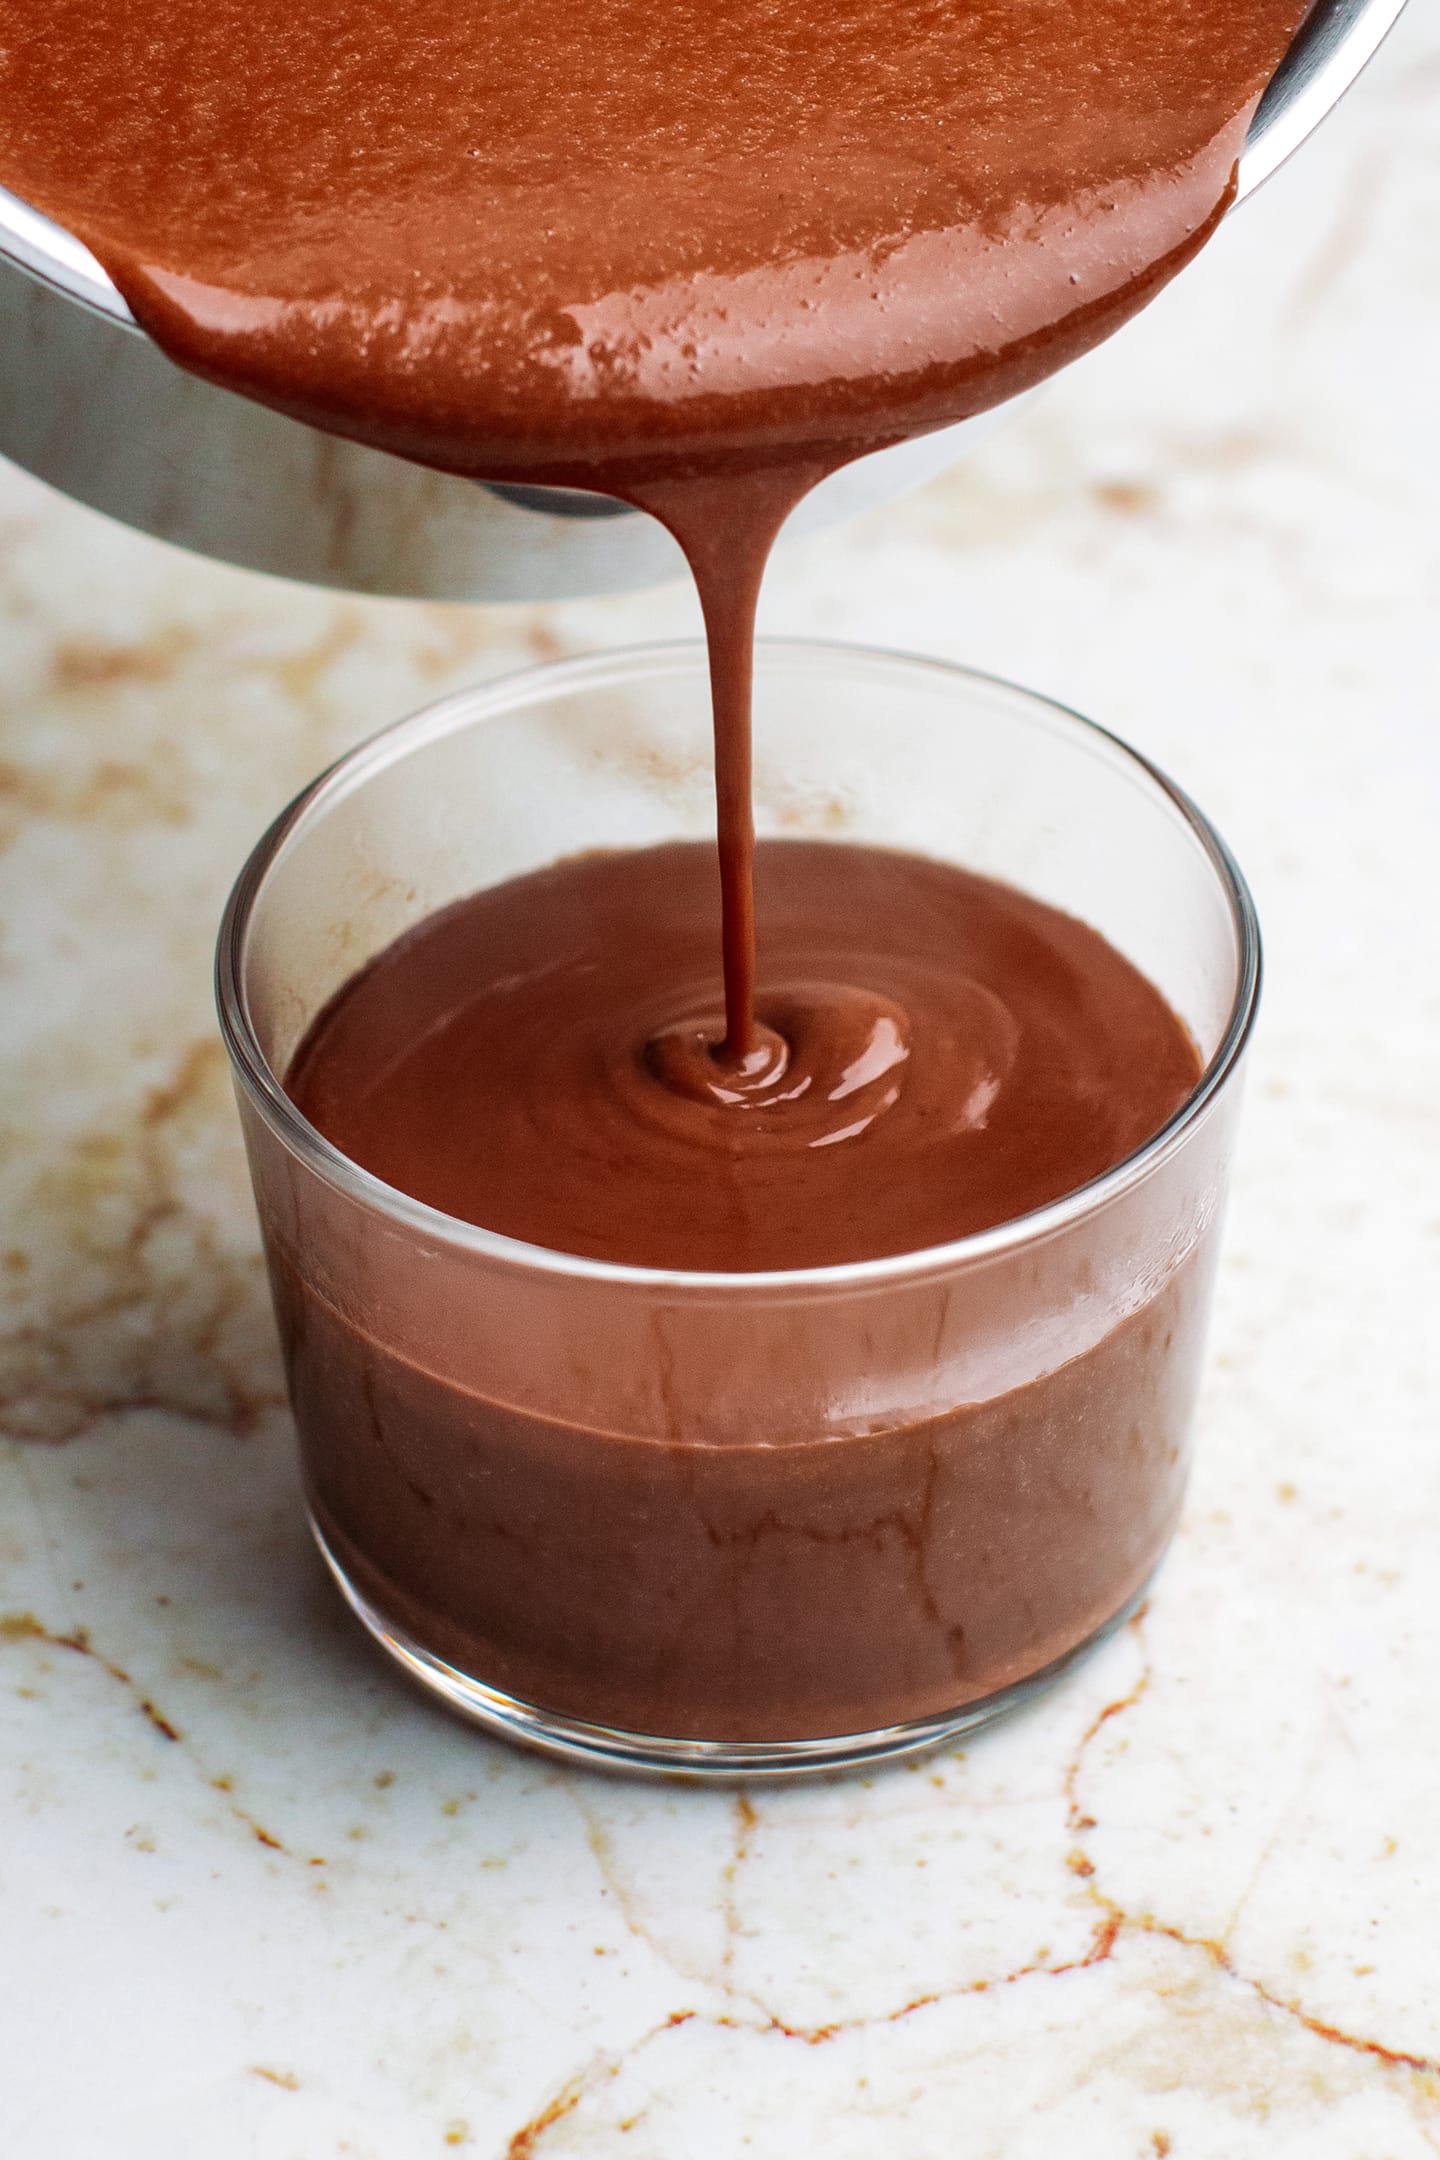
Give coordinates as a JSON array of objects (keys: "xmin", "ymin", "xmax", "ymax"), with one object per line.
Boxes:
[{"xmin": 1, "ymin": 0, "xmax": 1306, "ymax": 1065}]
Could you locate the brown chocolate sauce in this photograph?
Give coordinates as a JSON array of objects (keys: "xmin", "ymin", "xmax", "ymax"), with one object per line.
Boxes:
[
  {"xmin": 289, "ymin": 1249, "xmax": 1211, "ymax": 1741},
  {"xmin": 277, "ymin": 845, "xmax": 1208, "ymax": 1741},
  {"xmin": 288, "ymin": 841, "xmax": 1200, "ymax": 1273}
]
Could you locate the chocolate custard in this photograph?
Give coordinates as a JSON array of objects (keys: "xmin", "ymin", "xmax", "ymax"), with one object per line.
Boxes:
[
  {"xmin": 288, "ymin": 841, "xmax": 1200, "ymax": 1273},
  {"xmin": 276, "ymin": 840, "xmax": 1209, "ymax": 1739},
  {"xmin": 287, "ymin": 1245, "xmax": 1211, "ymax": 1741}
]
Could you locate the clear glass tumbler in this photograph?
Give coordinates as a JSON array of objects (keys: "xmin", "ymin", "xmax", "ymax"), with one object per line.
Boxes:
[{"xmin": 217, "ymin": 642, "xmax": 1259, "ymax": 1777}]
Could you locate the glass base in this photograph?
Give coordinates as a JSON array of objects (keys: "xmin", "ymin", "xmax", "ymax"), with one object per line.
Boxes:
[{"xmin": 311, "ymin": 1511, "xmax": 1157, "ymax": 1780}]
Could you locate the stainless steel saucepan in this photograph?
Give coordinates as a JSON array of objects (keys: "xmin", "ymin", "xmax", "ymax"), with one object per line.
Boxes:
[{"xmin": 0, "ymin": 0, "xmax": 1409, "ymax": 602}]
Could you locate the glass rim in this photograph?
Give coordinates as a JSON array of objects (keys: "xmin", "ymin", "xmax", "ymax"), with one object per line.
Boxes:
[{"xmin": 215, "ymin": 637, "xmax": 1262, "ymax": 1295}]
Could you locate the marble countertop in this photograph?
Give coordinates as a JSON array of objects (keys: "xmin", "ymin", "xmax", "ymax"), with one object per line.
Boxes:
[{"xmin": 3, "ymin": 13, "xmax": 1439, "ymax": 2155}]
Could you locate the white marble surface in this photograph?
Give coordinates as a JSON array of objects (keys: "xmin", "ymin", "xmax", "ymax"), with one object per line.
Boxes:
[{"xmin": 3, "ymin": 13, "xmax": 1440, "ymax": 2154}]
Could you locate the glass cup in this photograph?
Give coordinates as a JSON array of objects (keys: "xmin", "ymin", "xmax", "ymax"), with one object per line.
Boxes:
[{"xmin": 217, "ymin": 642, "xmax": 1259, "ymax": 1777}]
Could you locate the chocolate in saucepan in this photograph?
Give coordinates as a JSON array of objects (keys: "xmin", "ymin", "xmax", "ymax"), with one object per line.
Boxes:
[{"xmin": 4, "ymin": 0, "xmax": 1306, "ymax": 1048}]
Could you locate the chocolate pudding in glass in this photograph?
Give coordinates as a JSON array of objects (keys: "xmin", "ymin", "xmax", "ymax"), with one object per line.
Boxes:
[{"xmin": 217, "ymin": 642, "xmax": 1258, "ymax": 1774}]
